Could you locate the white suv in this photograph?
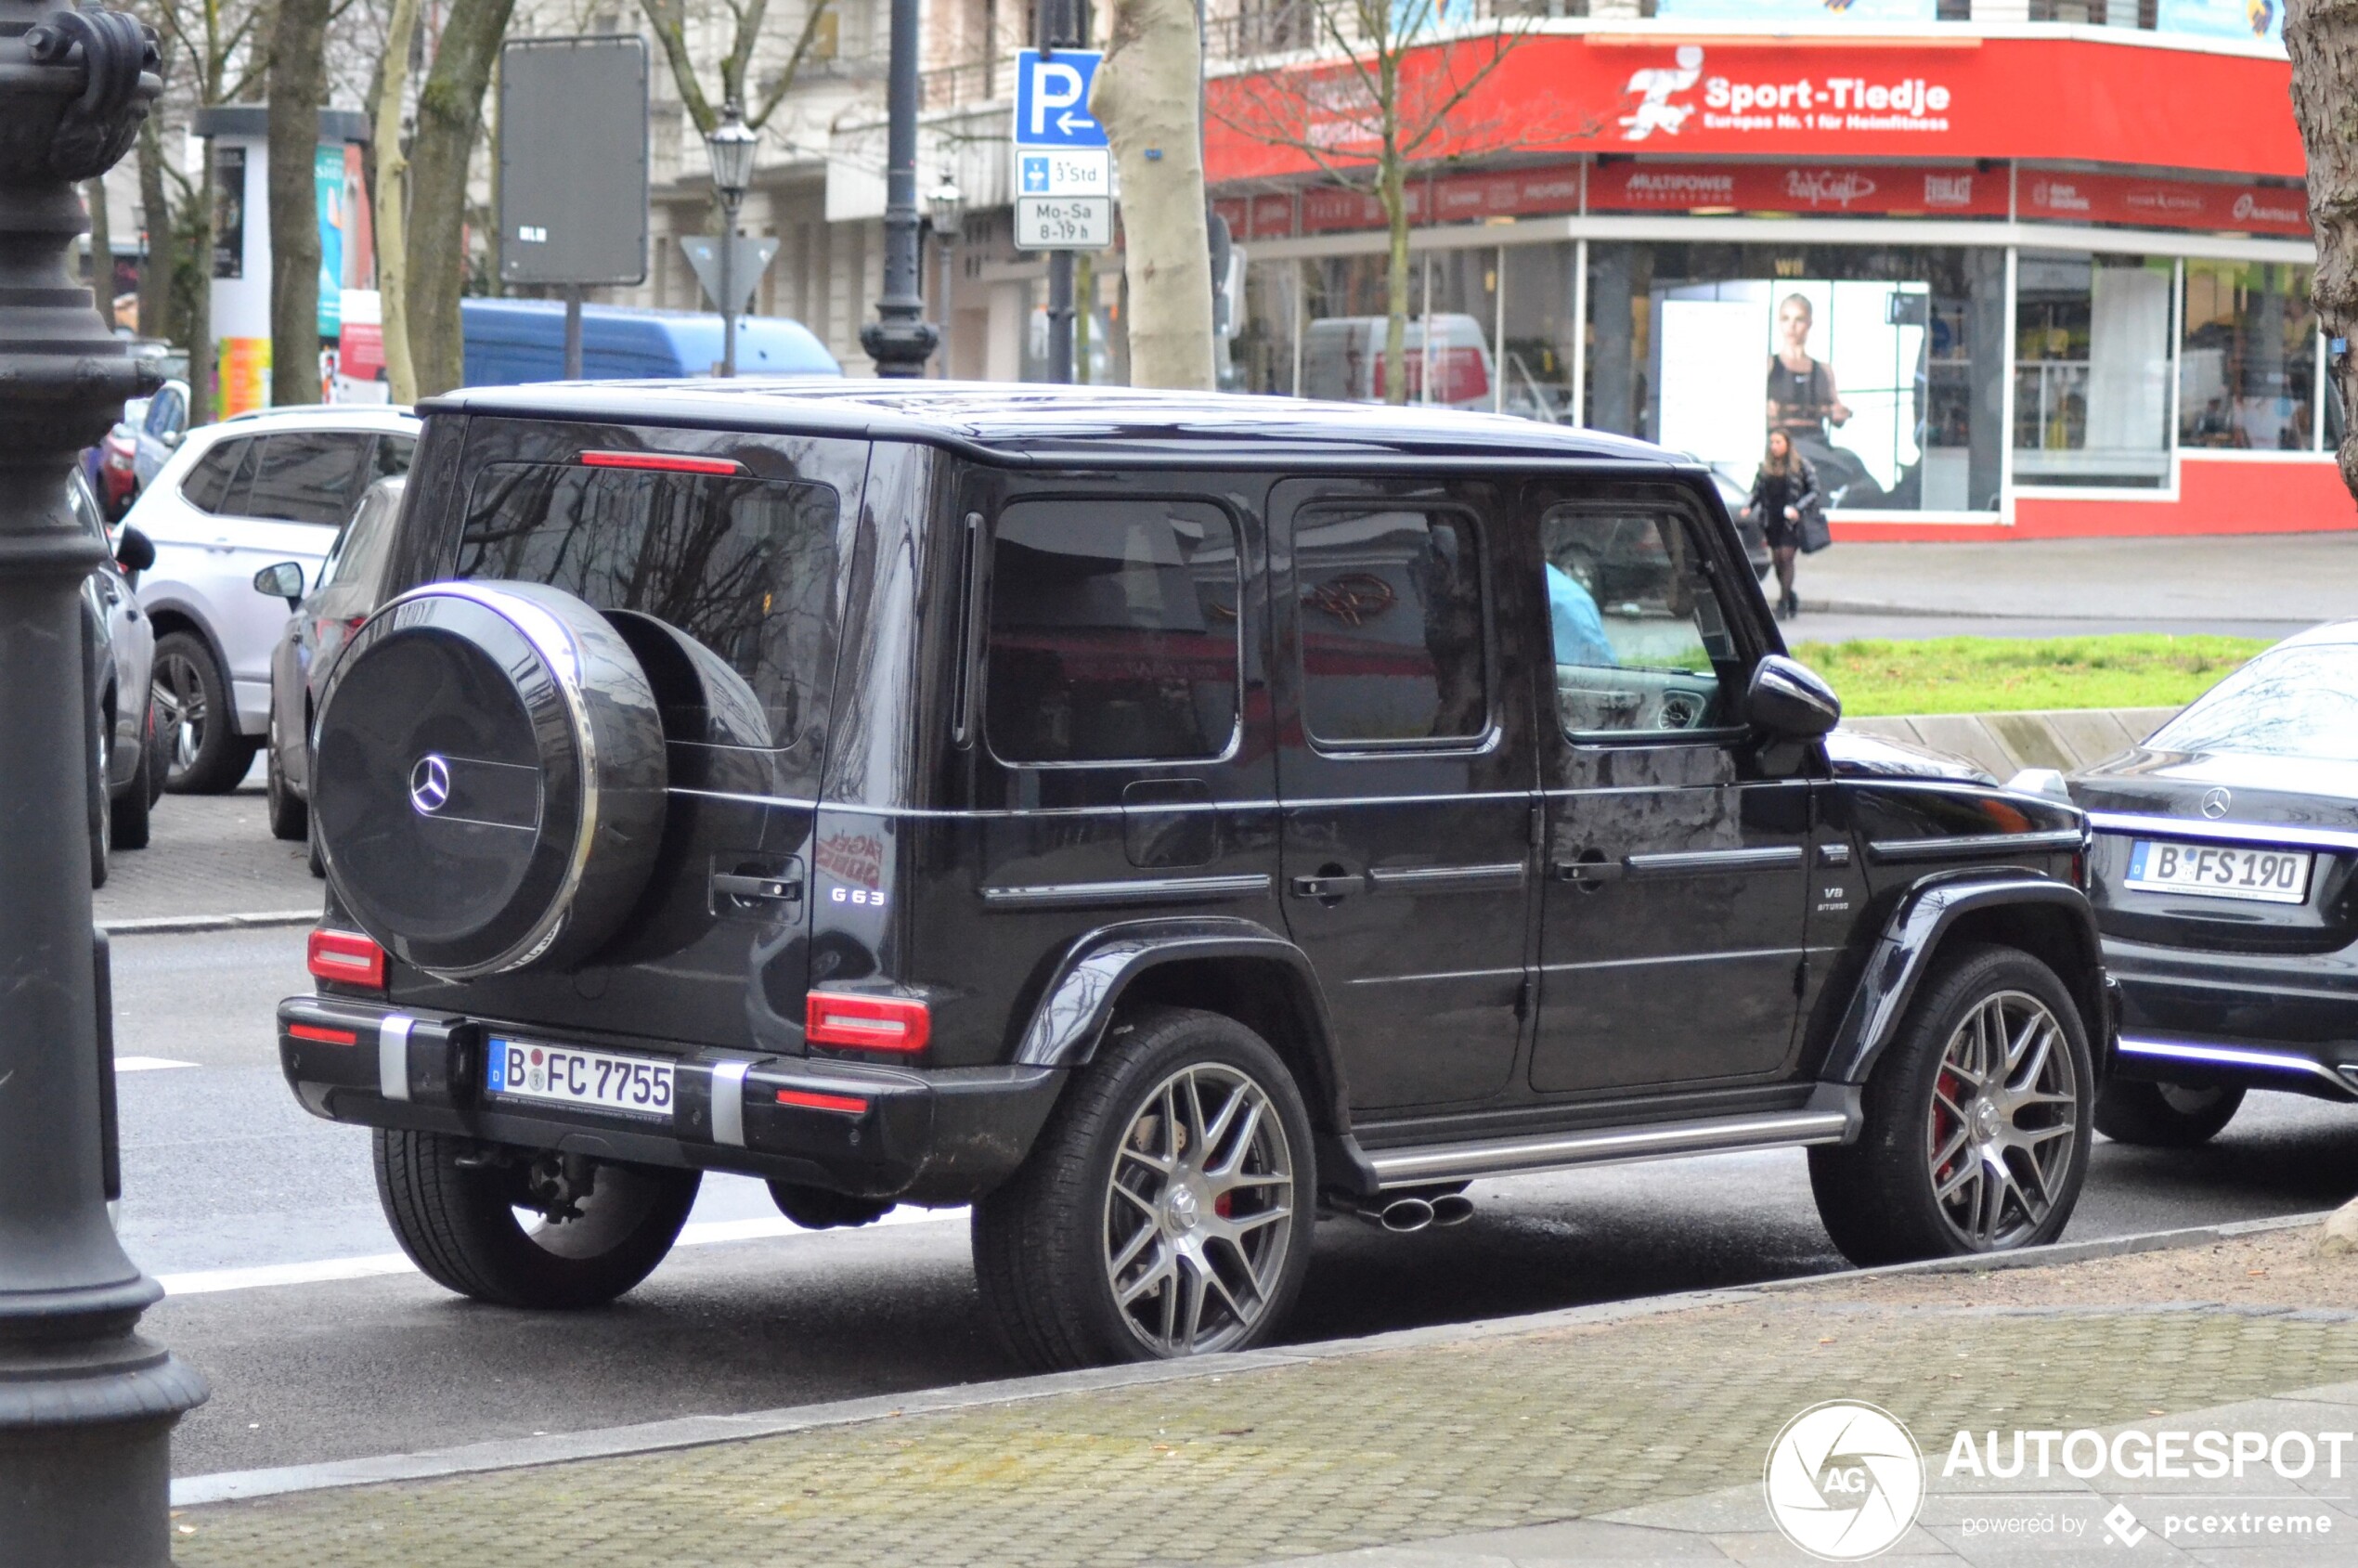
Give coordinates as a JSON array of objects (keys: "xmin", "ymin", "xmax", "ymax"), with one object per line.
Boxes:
[{"xmin": 128, "ymin": 405, "xmax": 419, "ymax": 791}]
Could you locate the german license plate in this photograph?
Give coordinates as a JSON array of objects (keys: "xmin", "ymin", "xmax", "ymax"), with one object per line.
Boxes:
[
  {"xmin": 2124, "ymin": 839, "xmax": 2313, "ymax": 905},
  {"xmin": 485, "ymin": 1036, "xmax": 674, "ymax": 1119}
]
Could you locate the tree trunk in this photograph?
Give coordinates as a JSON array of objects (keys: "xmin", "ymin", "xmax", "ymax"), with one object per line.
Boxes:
[
  {"xmin": 189, "ymin": 146, "xmax": 215, "ymax": 425},
  {"xmin": 1094, "ymin": 0, "xmax": 1213, "ymax": 389},
  {"xmin": 267, "ymin": 0, "xmax": 332, "ymax": 406},
  {"xmin": 2287, "ymin": 0, "xmax": 2358, "ymax": 503},
  {"xmin": 84, "ymin": 179, "xmax": 113, "ymax": 322},
  {"xmin": 405, "ymin": 0, "xmax": 515, "ymax": 396},
  {"xmin": 136, "ymin": 114, "xmax": 177, "ymax": 343},
  {"xmin": 1380, "ymin": 150, "xmax": 1409, "ymax": 406},
  {"xmin": 376, "ymin": 0, "xmax": 422, "ymax": 405}
]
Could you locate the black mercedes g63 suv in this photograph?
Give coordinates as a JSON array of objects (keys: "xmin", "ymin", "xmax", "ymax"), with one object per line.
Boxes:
[{"xmin": 279, "ymin": 382, "xmax": 2109, "ymax": 1367}]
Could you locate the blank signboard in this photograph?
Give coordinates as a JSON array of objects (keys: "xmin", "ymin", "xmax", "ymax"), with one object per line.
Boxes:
[{"xmin": 499, "ymin": 36, "xmax": 650, "ymax": 287}]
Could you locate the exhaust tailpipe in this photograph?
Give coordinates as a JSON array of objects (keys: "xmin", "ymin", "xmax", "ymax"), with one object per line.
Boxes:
[
  {"xmin": 1428, "ymin": 1193, "xmax": 1474, "ymax": 1227},
  {"xmin": 1360, "ymin": 1196, "xmax": 1433, "ymax": 1233}
]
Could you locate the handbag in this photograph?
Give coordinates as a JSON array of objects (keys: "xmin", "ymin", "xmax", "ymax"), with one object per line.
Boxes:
[{"xmin": 1796, "ymin": 460, "xmax": 1833, "ymax": 553}]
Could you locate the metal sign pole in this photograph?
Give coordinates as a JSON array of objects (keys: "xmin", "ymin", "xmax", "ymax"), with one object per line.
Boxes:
[
  {"xmin": 719, "ymin": 199, "xmax": 737, "ymax": 377},
  {"xmin": 564, "ymin": 283, "xmax": 583, "ymax": 379},
  {"xmin": 1042, "ymin": 0, "xmax": 1075, "ymax": 384}
]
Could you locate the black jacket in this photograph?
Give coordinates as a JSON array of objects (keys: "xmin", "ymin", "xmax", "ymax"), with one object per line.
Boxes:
[{"xmin": 1745, "ymin": 455, "xmax": 1821, "ymax": 525}]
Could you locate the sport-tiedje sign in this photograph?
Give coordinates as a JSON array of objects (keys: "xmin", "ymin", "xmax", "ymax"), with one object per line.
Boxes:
[{"xmin": 1012, "ymin": 48, "xmax": 1112, "ymax": 252}]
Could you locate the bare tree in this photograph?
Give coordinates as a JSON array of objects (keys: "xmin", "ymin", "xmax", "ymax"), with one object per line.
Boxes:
[
  {"xmin": 406, "ymin": 0, "xmax": 517, "ymax": 396},
  {"xmin": 1211, "ymin": 1, "xmax": 1566, "ymax": 403},
  {"xmin": 267, "ymin": 0, "xmax": 333, "ymax": 405},
  {"xmin": 1095, "ymin": 0, "xmax": 1215, "ymax": 388},
  {"xmin": 640, "ymin": 0, "xmax": 837, "ymax": 136},
  {"xmin": 2287, "ymin": 0, "xmax": 2358, "ymax": 501}
]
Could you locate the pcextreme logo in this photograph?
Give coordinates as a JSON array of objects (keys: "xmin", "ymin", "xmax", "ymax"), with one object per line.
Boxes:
[{"xmin": 1763, "ymin": 1401, "xmax": 1926, "ymax": 1561}]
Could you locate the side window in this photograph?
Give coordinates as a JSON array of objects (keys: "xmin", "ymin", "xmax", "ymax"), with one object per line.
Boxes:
[
  {"xmin": 1542, "ymin": 504, "xmax": 1741, "ymax": 737},
  {"xmin": 984, "ymin": 498, "xmax": 1240, "ymax": 765},
  {"xmin": 1294, "ymin": 506, "xmax": 1487, "ymax": 745},
  {"xmin": 145, "ymin": 389, "xmax": 183, "ymax": 439},
  {"xmin": 370, "ymin": 434, "xmax": 417, "ymax": 483},
  {"xmin": 247, "ymin": 433, "xmax": 369, "ymax": 525},
  {"xmin": 180, "ymin": 437, "xmax": 248, "ymax": 514}
]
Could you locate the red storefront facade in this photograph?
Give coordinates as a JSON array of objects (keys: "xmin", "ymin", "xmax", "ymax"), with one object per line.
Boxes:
[{"xmin": 1204, "ymin": 24, "xmax": 2342, "ymax": 540}]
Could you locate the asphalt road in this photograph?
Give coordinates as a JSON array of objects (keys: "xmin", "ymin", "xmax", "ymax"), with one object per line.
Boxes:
[{"xmin": 113, "ymin": 926, "xmax": 2358, "ymax": 1483}]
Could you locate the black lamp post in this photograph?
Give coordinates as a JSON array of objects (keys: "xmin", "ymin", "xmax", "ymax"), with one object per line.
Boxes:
[
  {"xmin": 703, "ymin": 101, "xmax": 757, "ymax": 379},
  {"xmin": 859, "ymin": 0, "xmax": 938, "ymax": 377},
  {"xmin": 0, "ymin": 6, "xmax": 209, "ymax": 1564}
]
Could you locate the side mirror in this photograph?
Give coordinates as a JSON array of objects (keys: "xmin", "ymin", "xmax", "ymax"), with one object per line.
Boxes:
[
  {"xmin": 162, "ymin": 429, "xmax": 184, "ymax": 449},
  {"xmin": 1746, "ymin": 654, "xmax": 1841, "ymax": 740},
  {"xmin": 253, "ymin": 561, "xmax": 304, "ymax": 608},
  {"xmin": 114, "ymin": 525, "xmax": 154, "ymax": 576}
]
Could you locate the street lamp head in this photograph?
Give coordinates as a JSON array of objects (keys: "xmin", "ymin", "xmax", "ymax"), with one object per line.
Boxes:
[
  {"xmin": 926, "ymin": 170, "xmax": 965, "ymax": 240},
  {"xmin": 704, "ymin": 105, "xmax": 758, "ymax": 206}
]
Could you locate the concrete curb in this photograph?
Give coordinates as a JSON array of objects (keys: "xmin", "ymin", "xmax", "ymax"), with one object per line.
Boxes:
[
  {"xmin": 1843, "ymin": 706, "xmax": 2180, "ymax": 781},
  {"xmin": 168, "ymin": 1209, "xmax": 2336, "ymax": 1510},
  {"xmin": 100, "ymin": 909, "xmax": 317, "ymax": 937}
]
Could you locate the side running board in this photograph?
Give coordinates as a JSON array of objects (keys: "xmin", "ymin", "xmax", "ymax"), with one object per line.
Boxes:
[{"xmin": 1363, "ymin": 1107, "xmax": 1853, "ymax": 1190}]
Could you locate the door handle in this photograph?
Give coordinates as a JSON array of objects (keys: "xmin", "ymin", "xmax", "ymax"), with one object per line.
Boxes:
[
  {"xmin": 1289, "ymin": 873, "xmax": 1362, "ymax": 900},
  {"xmin": 1551, "ymin": 854, "xmax": 1624, "ymax": 885},
  {"xmin": 711, "ymin": 873, "xmax": 804, "ymax": 904}
]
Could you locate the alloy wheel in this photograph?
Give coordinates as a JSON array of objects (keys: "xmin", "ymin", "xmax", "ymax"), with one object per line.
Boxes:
[
  {"xmin": 1102, "ymin": 1062, "xmax": 1295, "ymax": 1357},
  {"xmin": 1926, "ymin": 989, "xmax": 2079, "ymax": 1250},
  {"xmin": 152, "ymin": 650, "xmax": 205, "ymax": 777}
]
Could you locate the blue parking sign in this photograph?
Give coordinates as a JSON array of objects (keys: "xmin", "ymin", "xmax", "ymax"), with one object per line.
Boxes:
[{"xmin": 1013, "ymin": 48, "xmax": 1107, "ymax": 149}]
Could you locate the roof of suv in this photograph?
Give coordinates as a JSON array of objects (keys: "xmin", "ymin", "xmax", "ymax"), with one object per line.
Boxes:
[{"xmin": 421, "ymin": 378, "xmax": 1685, "ymax": 469}]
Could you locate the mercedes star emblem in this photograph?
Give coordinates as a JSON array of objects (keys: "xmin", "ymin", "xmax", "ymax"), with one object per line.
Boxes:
[
  {"xmin": 2200, "ymin": 786, "xmax": 2232, "ymax": 820},
  {"xmin": 409, "ymin": 754, "xmax": 453, "ymax": 815}
]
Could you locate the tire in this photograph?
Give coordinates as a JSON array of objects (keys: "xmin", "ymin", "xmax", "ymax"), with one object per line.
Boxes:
[
  {"xmin": 145, "ymin": 699, "xmax": 166, "ymax": 807},
  {"xmin": 373, "ymin": 1130, "xmax": 700, "ymax": 1309},
  {"xmin": 972, "ymin": 1005, "xmax": 1316, "ymax": 1370},
  {"xmin": 87, "ymin": 716, "xmax": 108, "ymax": 889},
  {"xmin": 266, "ymin": 719, "xmax": 308, "ymax": 842},
  {"xmin": 153, "ymin": 631, "xmax": 257, "ymax": 794},
  {"xmin": 108, "ymin": 715, "xmax": 152, "ymax": 851},
  {"xmin": 2094, "ymin": 1079, "xmax": 2245, "ymax": 1148},
  {"xmin": 1809, "ymin": 943, "xmax": 2092, "ymax": 1266}
]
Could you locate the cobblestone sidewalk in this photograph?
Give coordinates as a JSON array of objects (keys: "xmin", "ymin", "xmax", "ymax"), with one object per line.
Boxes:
[
  {"xmin": 97, "ymin": 771, "xmax": 321, "ymax": 928},
  {"xmin": 173, "ymin": 1233, "xmax": 2358, "ymax": 1568}
]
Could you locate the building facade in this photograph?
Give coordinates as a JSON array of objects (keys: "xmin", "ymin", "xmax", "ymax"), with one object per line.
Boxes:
[{"xmin": 1202, "ymin": 8, "xmax": 2336, "ymax": 538}]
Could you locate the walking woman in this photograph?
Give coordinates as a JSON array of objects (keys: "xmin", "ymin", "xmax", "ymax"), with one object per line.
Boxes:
[{"xmin": 1743, "ymin": 429, "xmax": 1820, "ymax": 620}]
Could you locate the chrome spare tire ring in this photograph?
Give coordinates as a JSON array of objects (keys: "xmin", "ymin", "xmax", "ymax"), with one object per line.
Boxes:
[{"xmin": 1102, "ymin": 1062, "xmax": 1296, "ymax": 1358}]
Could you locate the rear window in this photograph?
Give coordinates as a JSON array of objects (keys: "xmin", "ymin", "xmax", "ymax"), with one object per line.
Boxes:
[
  {"xmin": 456, "ymin": 462, "xmax": 838, "ymax": 747},
  {"xmin": 985, "ymin": 498, "xmax": 1241, "ymax": 765},
  {"xmin": 2146, "ymin": 642, "xmax": 2358, "ymax": 764}
]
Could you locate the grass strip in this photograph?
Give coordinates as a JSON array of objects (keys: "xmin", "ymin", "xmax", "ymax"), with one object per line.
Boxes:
[{"xmin": 1787, "ymin": 633, "xmax": 2270, "ymax": 718}]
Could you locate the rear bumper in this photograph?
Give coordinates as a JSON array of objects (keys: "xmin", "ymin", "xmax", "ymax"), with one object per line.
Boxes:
[
  {"xmin": 2106, "ymin": 939, "xmax": 2358, "ymax": 1101},
  {"xmin": 277, "ymin": 994, "xmax": 1066, "ymax": 1203}
]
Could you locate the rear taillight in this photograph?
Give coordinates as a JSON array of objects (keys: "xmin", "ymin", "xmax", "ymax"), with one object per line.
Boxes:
[
  {"xmin": 804, "ymin": 992, "xmax": 930, "ymax": 1054},
  {"xmin": 288, "ymin": 1023, "xmax": 359, "ymax": 1046},
  {"xmin": 307, "ymin": 928, "xmax": 386, "ymax": 991},
  {"xmin": 776, "ymin": 1088, "xmax": 871, "ymax": 1115}
]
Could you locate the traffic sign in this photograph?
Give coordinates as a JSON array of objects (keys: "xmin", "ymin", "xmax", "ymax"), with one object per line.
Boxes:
[
  {"xmin": 1017, "ymin": 148, "xmax": 1109, "ymax": 197},
  {"xmin": 1013, "ymin": 48, "xmax": 1107, "ymax": 149},
  {"xmin": 1015, "ymin": 196, "xmax": 1112, "ymax": 251},
  {"xmin": 680, "ymin": 234, "xmax": 780, "ymax": 315}
]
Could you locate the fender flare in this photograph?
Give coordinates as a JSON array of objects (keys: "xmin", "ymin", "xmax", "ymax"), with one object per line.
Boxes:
[
  {"xmin": 1009, "ymin": 914, "xmax": 1356, "ymax": 1140},
  {"xmin": 1820, "ymin": 874, "xmax": 2109, "ymax": 1086}
]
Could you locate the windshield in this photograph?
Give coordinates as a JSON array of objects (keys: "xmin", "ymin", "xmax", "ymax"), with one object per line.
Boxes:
[{"xmin": 2145, "ymin": 641, "xmax": 2358, "ymax": 764}]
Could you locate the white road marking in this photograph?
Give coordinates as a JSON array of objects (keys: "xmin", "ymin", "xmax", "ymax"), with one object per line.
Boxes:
[
  {"xmin": 115, "ymin": 1056, "xmax": 198, "ymax": 1073},
  {"xmin": 154, "ymin": 1206, "xmax": 962, "ymax": 1298}
]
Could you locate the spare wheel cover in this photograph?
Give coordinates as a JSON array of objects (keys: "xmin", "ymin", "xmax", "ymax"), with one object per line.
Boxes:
[{"xmin": 312, "ymin": 580, "xmax": 667, "ymax": 978}]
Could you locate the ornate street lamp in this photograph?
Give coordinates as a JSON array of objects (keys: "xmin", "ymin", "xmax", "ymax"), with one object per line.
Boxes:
[
  {"xmin": 0, "ymin": 3, "xmax": 209, "ymax": 1562},
  {"xmin": 703, "ymin": 103, "xmax": 758, "ymax": 378},
  {"xmin": 926, "ymin": 170, "xmax": 965, "ymax": 379},
  {"xmin": 859, "ymin": 0, "xmax": 939, "ymax": 377}
]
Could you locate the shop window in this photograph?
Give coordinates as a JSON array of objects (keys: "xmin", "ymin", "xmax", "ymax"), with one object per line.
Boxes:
[
  {"xmin": 1233, "ymin": 259, "xmax": 1301, "ymax": 396},
  {"xmin": 1587, "ymin": 241, "xmax": 2006, "ymax": 515},
  {"xmin": 2181, "ymin": 261, "xmax": 2318, "ymax": 452},
  {"xmin": 984, "ymin": 499, "xmax": 1241, "ymax": 765},
  {"xmin": 1500, "ymin": 242, "xmax": 1580, "ymax": 425},
  {"xmin": 1294, "ymin": 507, "xmax": 1488, "ymax": 746},
  {"xmin": 1303, "ymin": 251, "xmax": 1499, "ymax": 410},
  {"xmin": 2013, "ymin": 251, "xmax": 2173, "ymax": 489}
]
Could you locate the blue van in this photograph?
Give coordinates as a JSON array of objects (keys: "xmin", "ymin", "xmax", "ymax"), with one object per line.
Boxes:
[{"xmin": 460, "ymin": 298, "xmax": 840, "ymax": 386}]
